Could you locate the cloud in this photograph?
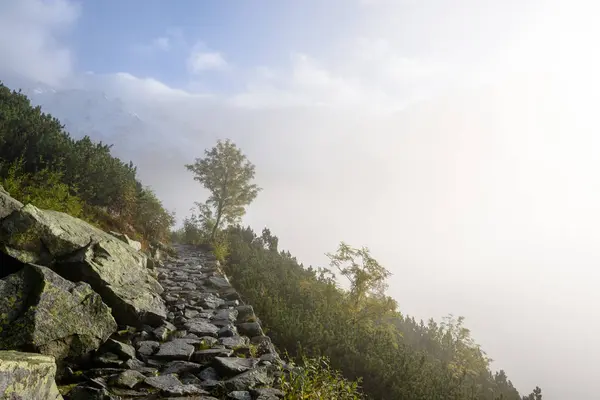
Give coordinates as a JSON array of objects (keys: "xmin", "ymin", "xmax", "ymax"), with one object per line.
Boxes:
[
  {"xmin": 228, "ymin": 43, "xmax": 448, "ymax": 111},
  {"xmin": 0, "ymin": 0, "xmax": 80, "ymax": 86},
  {"xmin": 134, "ymin": 27, "xmax": 186, "ymax": 56},
  {"xmin": 152, "ymin": 37, "xmax": 170, "ymax": 51},
  {"xmin": 187, "ymin": 44, "xmax": 229, "ymax": 73}
]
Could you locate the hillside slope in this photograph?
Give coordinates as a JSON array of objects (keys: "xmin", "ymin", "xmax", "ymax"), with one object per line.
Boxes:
[
  {"xmin": 0, "ymin": 82, "xmax": 174, "ymax": 245},
  {"xmin": 0, "ymin": 81, "xmax": 542, "ymax": 399}
]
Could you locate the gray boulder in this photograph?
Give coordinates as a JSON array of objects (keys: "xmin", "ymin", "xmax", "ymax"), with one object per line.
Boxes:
[
  {"xmin": 0, "ymin": 350, "xmax": 63, "ymax": 400},
  {"xmin": 0, "ymin": 204, "xmax": 167, "ymax": 327},
  {"xmin": 0, "ymin": 264, "xmax": 117, "ymax": 362},
  {"xmin": 109, "ymin": 231, "xmax": 142, "ymax": 252},
  {"xmin": 0, "ymin": 184, "xmax": 22, "ymax": 220}
]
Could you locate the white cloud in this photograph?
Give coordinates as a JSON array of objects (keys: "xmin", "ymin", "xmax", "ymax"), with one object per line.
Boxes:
[
  {"xmin": 152, "ymin": 37, "xmax": 170, "ymax": 51},
  {"xmin": 134, "ymin": 28, "xmax": 186, "ymax": 55},
  {"xmin": 187, "ymin": 46, "xmax": 229, "ymax": 73},
  {"xmin": 0, "ymin": 0, "xmax": 80, "ymax": 86}
]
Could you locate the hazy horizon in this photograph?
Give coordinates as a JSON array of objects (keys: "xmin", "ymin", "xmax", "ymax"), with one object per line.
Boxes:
[{"xmin": 2, "ymin": 0, "xmax": 600, "ymax": 398}]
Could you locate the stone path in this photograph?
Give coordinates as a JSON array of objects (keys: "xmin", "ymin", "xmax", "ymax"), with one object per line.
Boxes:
[{"xmin": 62, "ymin": 244, "xmax": 284, "ymax": 400}]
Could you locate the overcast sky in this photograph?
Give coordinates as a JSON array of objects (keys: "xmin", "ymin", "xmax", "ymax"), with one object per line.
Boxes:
[{"xmin": 1, "ymin": 1, "xmax": 600, "ymax": 398}]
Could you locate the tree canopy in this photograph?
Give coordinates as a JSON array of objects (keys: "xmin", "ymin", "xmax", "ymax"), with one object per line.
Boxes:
[{"xmin": 185, "ymin": 139, "xmax": 261, "ymax": 241}]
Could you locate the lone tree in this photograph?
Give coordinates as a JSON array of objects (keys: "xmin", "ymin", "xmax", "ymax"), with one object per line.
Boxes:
[
  {"xmin": 185, "ymin": 139, "xmax": 261, "ymax": 240},
  {"xmin": 326, "ymin": 242, "xmax": 396, "ymax": 321}
]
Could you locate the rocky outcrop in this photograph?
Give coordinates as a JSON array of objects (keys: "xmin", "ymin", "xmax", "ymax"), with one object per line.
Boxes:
[
  {"xmin": 0, "ymin": 187, "xmax": 286, "ymax": 399},
  {"xmin": 57, "ymin": 245, "xmax": 285, "ymax": 399},
  {"xmin": 0, "ymin": 184, "xmax": 22, "ymax": 220},
  {"xmin": 109, "ymin": 231, "xmax": 142, "ymax": 252},
  {"xmin": 0, "ymin": 351, "xmax": 63, "ymax": 400},
  {"xmin": 0, "ymin": 204, "xmax": 166, "ymax": 327},
  {"xmin": 0, "ymin": 264, "xmax": 117, "ymax": 363}
]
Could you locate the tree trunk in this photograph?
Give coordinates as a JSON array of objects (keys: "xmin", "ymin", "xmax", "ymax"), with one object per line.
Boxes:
[{"xmin": 210, "ymin": 205, "xmax": 223, "ymax": 241}]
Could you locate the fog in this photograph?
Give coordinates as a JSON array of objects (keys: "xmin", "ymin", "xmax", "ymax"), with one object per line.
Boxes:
[{"xmin": 2, "ymin": 0, "xmax": 600, "ymax": 398}]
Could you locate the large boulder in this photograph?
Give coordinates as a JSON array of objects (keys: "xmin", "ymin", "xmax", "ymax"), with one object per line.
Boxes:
[
  {"xmin": 0, "ymin": 184, "xmax": 23, "ymax": 220},
  {"xmin": 109, "ymin": 231, "xmax": 142, "ymax": 252},
  {"xmin": 0, "ymin": 204, "xmax": 167, "ymax": 327},
  {"xmin": 0, "ymin": 264, "xmax": 117, "ymax": 362},
  {"xmin": 0, "ymin": 351, "xmax": 63, "ymax": 400}
]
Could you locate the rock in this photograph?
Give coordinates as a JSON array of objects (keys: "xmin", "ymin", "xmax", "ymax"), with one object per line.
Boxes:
[
  {"xmin": 184, "ymin": 319, "xmax": 219, "ymax": 337},
  {"xmin": 108, "ymin": 231, "xmax": 142, "ymax": 252},
  {"xmin": 236, "ymin": 305, "xmax": 256, "ymax": 323},
  {"xmin": 197, "ymin": 336, "xmax": 219, "ymax": 348},
  {"xmin": 0, "ymin": 204, "xmax": 167, "ymax": 327},
  {"xmin": 222, "ymin": 300, "xmax": 240, "ymax": 308},
  {"xmin": 0, "ymin": 264, "xmax": 116, "ymax": 362},
  {"xmin": 161, "ymin": 383, "xmax": 210, "ymax": 396},
  {"xmin": 154, "ymin": 339, "xmax": 195, "ymax": 361},
  {"xmin": 143, "ymin": 373, "xmax": 209, "ymax": 396},
  {"xmin": 135, "ymin": 340, "xmax": 160, "ymax": 357},
  {"xmin": 251, "ymin": 336, "xmax": 278, "ymax": 356},
  {"xmin": 85, "ymin": 368, "xmax": 127, "ymax": 378},
  {"xmin": 195, "ymin": 293, "xmax": 224, "ymax": 309},
  {"xmin": 214, "ymin": 309, "xmax": 239, "ymax": 322},
  {"xmin": 218, "ymin": 325, "xmax": 238, "ymax": 338},
  {"xmin": 65, "ymin": 385, "xmax": 118, "ymax": 400},
  {"xmin": 223, "ymin": 367, "xmax": 273, "ymax": 392},
  {"xmin": 220, "ymin": 336, "xmax": 248, "ymax": 348},
  {"xmin": 179, "ymin": 373, "xmax": 202, "ymax": 385},
  {"xmin": 192, "ymin": 349, "xmax": 233, "ymax": 363},
  {"xmin": 0, "ymin": 186, "xmax": 22, "ymax": 220},
  {"xmin": 107, "ymin": 387, "xmax": 149, "ymax": 398},
  {"xmin": 220, "ymin": 287, "xmax": 241, "ymax": 301},
  {"xmin": 259, "ymin": 353, "xmax": 280, "ymax": 364},
  {"xmin": 250, "ymin": 387, "xmax": 285, "ymax": 399},
  {"xmin": 0, "ymin": 351, "xmax": 63, "ymax": 400},
  {"xmin": 93, "ymin": 352, "xmax": 123, "ymax": 367},
  {"xmin": 162, "ymin": 361, "xmax": 204, "ymax": 375},
  {"xmin": 214, "ymin": 357, "xmax": 259, "ymax": 375},
  {"xmin": 198, "ymin": 366, "xmax": 220, "ymax": 381},
  {"xmin": 236, "ymin": 322, "xmax": 264, "ymax": 337},
  {"xmin": 109, "ymin": 369, "xmax": 146, "ymax": 388},
  {"xmin": 148, "ymin": 244, "xmax": 163, "ymax": 262},
  {"xmin": 98, "ymin": 339, "xmax": 136, "ymax": 360},
  {"xmin": 143, "ymin": 374, "xmax": 182, "ymax": 390},
  {"xmin": 207, "ymin": 276, "xmax": 231, "ymax": 289},
  {"xmin": 228, "ymin": 391, "xmax": 252, "ymax": 400},
  {"xmin": 153, "ymin": 325, "xmax": 171, "ymax": 341},
  {"xmin": 184, "ymin": 309, "xmax": 200, "ymax": 319},
  {"xmin": 211, "ymin": 319, "xmax": 233, "ymax": 327},
  {"xmin": 122, "ymin": 358, "xmax": 149, "ymax": 371}
]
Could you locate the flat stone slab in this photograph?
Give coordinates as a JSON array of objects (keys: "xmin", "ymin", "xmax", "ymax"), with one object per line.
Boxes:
[
  {"xmin": 154, "ymin": 339, "xmax": 195, "ymax": 361},
  {"xmin": 184, "ymin": 319, "xmax": 219, "ymax": 337}
]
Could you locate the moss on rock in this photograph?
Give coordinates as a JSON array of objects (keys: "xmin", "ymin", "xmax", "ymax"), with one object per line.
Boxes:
[
  {"xmin": 0, "ymin": 203, "xmax": 166, "ymax": 327},
  {"xmin": 0, "ymin": 264, "xmax": 117, "ymax": 362},
  {"xmin": 0, "ymin": 350, "xmax": 63, "ymax": 400}
]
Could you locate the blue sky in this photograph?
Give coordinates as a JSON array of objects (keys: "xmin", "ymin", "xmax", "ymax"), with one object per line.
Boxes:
[{"xmin": 72, "ymin": 0, "xmax": 362, "ymax": 92}]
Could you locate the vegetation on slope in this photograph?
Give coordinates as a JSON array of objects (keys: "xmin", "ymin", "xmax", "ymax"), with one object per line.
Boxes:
[
  {"xmin": 175, "ymin": 138, "xmax": 543, "ymax": 400},
  {"xmin": 0, "ymin": 83, "xmax": 174, "ymax": 244},
  {"xmin": 0, "ymin": 80, "xmax": 542, "ymax": 400}
]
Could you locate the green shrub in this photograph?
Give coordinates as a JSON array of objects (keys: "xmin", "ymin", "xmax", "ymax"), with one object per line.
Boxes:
[
  {"xmin": 277, "ymin": 354, "xmax": 364, "ymax": 400},
  {"xmin": 212, "ymin": 235, "xmax": 229, "ymax": 263},
  {"xmin": 0, "ymin": 158, "xmax": 84, "ymax": 217}
]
